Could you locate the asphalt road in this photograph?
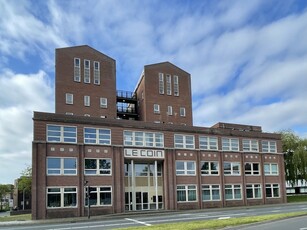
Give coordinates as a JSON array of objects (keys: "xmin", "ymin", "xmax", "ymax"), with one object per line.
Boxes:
[{"xmin": 0, "ymin": 203, "xmax": 307, "ymax": 230}]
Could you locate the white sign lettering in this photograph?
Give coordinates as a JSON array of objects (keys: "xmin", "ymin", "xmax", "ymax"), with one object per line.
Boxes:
[{"xmin": 124, "ymin": 149, "xmax": 164, "ymax": 159}]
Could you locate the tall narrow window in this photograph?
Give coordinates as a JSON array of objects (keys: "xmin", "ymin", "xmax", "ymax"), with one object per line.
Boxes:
[
  {"xmin": 173, "ymin": 75, "xmax": 179, "ymax": 96},
  {"xmin": 94, "ymin": 61, "xmax": 100, "ymax": 85},
  {"xmin": 84, "ymin": 59, "xmax": 90, "ymax": 83},
  {"xmin": 74, "ymin": 58, "xmax": 81, "ymax": 82},
  {"xmin": 166, "ymin": 74, "xmax": 172, "ymax": 95},
  {"xmin": 100, "ymin": 98, "xmax": 107, "ymax": 108},
  {"xmin": 180, "ymin": 107, "xmax": 186, "ymax": 117},
  {"xmin": 167, "ymin": 106, "xmax": 173, "ymax": 115},
  {"xmin": 84, "ymin": 96, "xmax": 90, "ymax": 107},
  {"xmin": 66, "ymin": 93, "xmax": 73, "ymax": 105},
  {"xmin": 159, "ymin": 73, "xmax": 164, "ymax": 94},
  {"xmin": 154, "ymin": 104, "xmax": 160, "ymax": 114}
]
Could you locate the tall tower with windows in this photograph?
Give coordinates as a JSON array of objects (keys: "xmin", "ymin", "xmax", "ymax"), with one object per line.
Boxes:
[{"xmin": 55, "ymin": 45, "xmax": 117, "ymax": 118}]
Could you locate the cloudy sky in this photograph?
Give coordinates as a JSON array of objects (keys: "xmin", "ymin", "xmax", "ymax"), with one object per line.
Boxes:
[{"xmin": 1, "ymin": 0, "xmax": 307, "ymax": 184}]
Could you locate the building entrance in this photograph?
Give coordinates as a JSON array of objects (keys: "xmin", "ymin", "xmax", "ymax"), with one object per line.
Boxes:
[{"xmin": 124, "ymin": 161, "xmax": 163, "ymax": 211}]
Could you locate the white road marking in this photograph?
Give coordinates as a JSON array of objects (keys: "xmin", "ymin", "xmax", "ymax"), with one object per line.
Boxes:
[
  {"xmin": 218, "ymin": 216, "xmax": 231, "ymax": 220},
  {"xmin": 125, "ymin": 218, "xmax": 152, "ymax": 226}
]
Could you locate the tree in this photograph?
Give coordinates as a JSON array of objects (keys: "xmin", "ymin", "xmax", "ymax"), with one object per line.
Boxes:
[
  {"xmin": 280, "ymin": 130, "xmax": 307, "ymax": 186},
  {"xmin": 0, "ymin": 184, "xmax": 12, "ymax": 211},
  {"xmin": 18, "ymin": 165, "xmax": 32, "ymax": 210}
]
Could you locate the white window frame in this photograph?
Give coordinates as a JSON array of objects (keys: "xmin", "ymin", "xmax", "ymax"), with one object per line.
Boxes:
[
  {"xmin": 177, "ymin": 185, "xmax": 197, "ymax": 202},
  {"xmin": 264, "ymin": 163, "xmax": 278, "ymax": 175},
  {"xmin": 222, "ymin": 138, "xmax": 239, "ymax": 151},
  {"xmin": 47, "ymin": 125, "xmax": 77, "ymax": 143},
  {"xmin": 200, "ymin": 161, "xmax": 219, "ymax": 175},
  {"xmin": 176, "ymin": 161, "xmax": 196, "ymax": 175},
  {"xmin": 202, "ymin": 185, "xmax": 221, "ymax": 201},
  {"xmin": 47, "ymin": 187, "xmax": 77, "ymax": 208},
  {"xmin": 159, "ymin": 73, "xmax": 164, "ymax": 94},
  {"xmin": 266, "ymin": 184, "xmax": 280, "ymax": 198},
  {"xmin": 223, "ymin": 162, "xmax": 241, "ymax": 175},
  {"xmin": 66, "ymin": 93, "xmax": 73, "ymax": 105},
  {"xmin": 154, "ymin": 104, "xmax": 160, "ymax": 114},
  {"xmin": 244, "ymin": 162, "xmax": 260, "ymax": 175},
  {"xmin": 47, "ymin": 157, "xmax": 77, "ymax": 175},
  {"xmin": 243, "ymin": 139, "xmax": 259, "ymax": 152},
  {"xmin": 174, "ymin": 134, "xmax": 195, "ymax": 149},
  {"xmin": 246, "ymin": 184, "xmax": 262, "ymax": 199},
  {"xmin": 225, "ymin": 184, "xmax": 242, "ymax": 200},
  {"xmin": 166, "ymin": 74, "xmax": 172, "ymax": 95},
  {"xmin": 262, "ymin": 140, "xmax": 277, "ymax": 153},
  {"xmin": 84, "ymin": 127, "xmax": 111, "ymax": 145},
  {"xmin": 84, "ymin": 95, "xmax": 90, "ymax": 107},
  {"xmin": 167, "ymin": 106, "xmax": 173, "ymax": 116},
  {"xmin": 84, "ymin": 158, "xmax": 112, "ymax": 175},
  {"xmin": 74, "ymin": 58, "xmax": 81, "ymax": 82},
  {"xmin": 179, "ymin": 107, "xmax": 186, "ymax": 117},
  {"xmin": 85, "ymin": 186, "xmax": 112, "ymax": 206},
  {"xmin": 84, "ymin": 59, "xmax": 90, "ymax": 83},
  {"xmin": 123, "ymin": 131, "xmax": 164, "ymax": 148},
  {"xmin": 93, "ymin": 61, "xmax": 100, "ymax": 85},
  {"xmin": 100, "ymin": 97, "xmax": 107, "ymax": 108},
  {"xmin": 199, "ymin": 136, "xmax": 218, "ymax": 150},
  {"xmin": 173, "ymin": 75, "xmax": 179, "ymax": 96}
]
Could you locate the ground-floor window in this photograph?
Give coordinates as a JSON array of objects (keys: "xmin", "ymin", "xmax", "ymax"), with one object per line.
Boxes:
[
  {"xmin": 85, "ymin": 186, "xmax": 112, "ymax": 206},
  {"xmin": 47, "ymin": 187, "xmax": 77, "ymax": 208},
  {"xmin": 202, "ymin": 185, "xmax": 220, "ymax": 201},
  {"xmin": 225, "ymin": 184, "xmax": 242, "ymax": 200},
  {"xmin": 246, "ymin": 184, "xmax": 262, "ymax": 199},
  {"xmin": 177, "ymin": 185, "xmax": 197, "ymax": 202},
  {"xmin": 266, "ymin": 184, "xmax": 279, "ymax": 198}
]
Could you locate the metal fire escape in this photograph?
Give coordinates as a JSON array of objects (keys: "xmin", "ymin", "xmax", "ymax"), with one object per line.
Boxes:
[{"xmin": 116, "ymin": 90, "xmax": 138, "ymax": 120}]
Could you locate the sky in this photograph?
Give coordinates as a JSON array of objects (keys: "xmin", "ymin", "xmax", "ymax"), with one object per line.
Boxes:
[{"xmin": 1, "ymin": 0, "xmax": 307, "ymax": 184}]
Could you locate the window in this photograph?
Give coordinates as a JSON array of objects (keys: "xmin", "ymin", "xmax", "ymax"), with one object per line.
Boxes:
[
  {"xmin": 159, "ymin": 73, "xmax": 164, "ymax": 94},
  {"xmin": 225, "ymin": 184, "xmax": 242, "ymax": 200},
  {"xmin": 100, "ymin": 97, "xmax": 107, "ymax": 108},
  {"xmin": 224, "ymin": 162, "xmax": 240, "ymax": 175},
  {"xmin": 266, "ymin": 184, "xmax": 279, "ymax": 198},
  {"xmin": 84, "ymin": 59, "xmax": 90, "ymax": 83},
  {"xmin": 47, "ymin": 187, "xmax": 77, "ymax": 208},
  {"xmin": 245, "ymin": 163, "xmax": 260, "ymax": 175},
  {"xmin": 154, "ymin": 104, "xmax": 160, "ymax": 114},
  {"xmin": 84, "ymin": 128, "xmax": 111, "ymax": 145},
  {"xmin": 243, "ymin": 139, "xmax": 259, "ymax": 152},
  {"xmin": 246, "ymin": 184, "xmax": 262, "ymax": 199},
  {"xmin": 47, "ymin": 157, "xmax": 77, "ymax": 175},
  {"xmin": 176, "ymin": 161, "xmax": 196, "ymax": 175},
  {"xmin": 180, "ymin": 107, "xmax": 186, "ymax": 117},
  {"xmin": 222, "ymin": 138, "xmax": 239, "ymax": 151},
  {"xmin": 84, "ymin": 158, "xmax": 112, "ymax": 175},
  {"xmin": 74, "ymin": 58, "xmax": 81, "ymax": 82},
  {"xmin": 84, "ymin": 96, "xmax": 90, "ymax": 107},
  {"xmin": 66, "ymin": 93, "xmax": 73, "ymax": 105},
  {"xmin": 177, "ymin": 185, "xmax": 197, "ymax": 202},
  {"xmin": 199, "ymin": 136, "xmax": 218, "ymax": 150},
  {"xmin": 167, "ymin": 106, "xmax": 173, "ymax": 116},
  {"xmin": 264, "ymin": 163, "xmax": 278, "ymax": 175},
  {"xmin": 93, "ymin": 61, "xmax": 100, "ymax": 85},
  {"xmin": 173, "ymin": 75, "xmax": 179, "ymax": 96},
  {"xmin": 47, "ymin": 125, "xmax": 77, "ymax": 143},
  {"xmin": 166, "ymin": 74, "xmax": 172, "ymax": 95},
  {"xmin": 200, "ymin": 161, "xmax": 219, "ymax": 175},
  {"xmin": 262, "ymin": 141, "xmax": 277, "ymax": 153},
  {"xmin": 85, "ymin": 186, "xmax": 112, "ymax": 206},
  {"xmin": 123, "ymin": 131, "xmax": 164, "ymax": 148},
  {"xmin": 174, "ymin": 134, "xmax": 195, "ymax": 149},
  {"xmin": 202, "ymin": 185, "xmax": 220, "ymax": 201}
]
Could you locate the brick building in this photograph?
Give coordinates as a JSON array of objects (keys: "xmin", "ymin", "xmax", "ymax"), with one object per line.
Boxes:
[{"xmin": 32, "ymin": 45, "xmax": 286, "ymax": 220}]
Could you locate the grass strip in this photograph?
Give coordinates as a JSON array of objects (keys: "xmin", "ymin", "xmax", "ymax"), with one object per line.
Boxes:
[
  {"xmin": 0, "ymin": 214, "xmax": 31, "ymax": 222},
  {"xmin": 119, "ymin": 211, "xmax": 307, "ymax": 230}
]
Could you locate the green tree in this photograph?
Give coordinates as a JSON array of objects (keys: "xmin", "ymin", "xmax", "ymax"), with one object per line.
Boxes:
[
  {"xmin": 280, "ymin": 130, "xmax": 307, "ymax": 186},
  {"xmin": 18, "ymin": 165, "xmax": 32, "ymax": 193},
  {"xmin": 0, "ymin": 184, "xmax": 12, "ymax": 211}
]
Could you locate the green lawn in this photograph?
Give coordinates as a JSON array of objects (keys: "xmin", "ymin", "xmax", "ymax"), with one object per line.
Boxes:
[
  {"xmin": 0, "ymin": 214, "xmax": 31, "ymax": 222},
  {"xmin": 287, "ymin": 194, "xmax": 307, "ymax": 203}
]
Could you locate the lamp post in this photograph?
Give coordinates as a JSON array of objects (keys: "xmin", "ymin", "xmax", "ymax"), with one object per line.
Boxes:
[
  {"xmin": 22, "ymin": 188, "xmax": 26, "ymax": 210},
  {"xmin": 84, "ymin": 181, "xmax": 90, "ymax": 219}
]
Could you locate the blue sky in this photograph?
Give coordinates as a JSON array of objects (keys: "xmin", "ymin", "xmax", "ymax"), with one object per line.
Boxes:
[{"xmin": 1, "ymin": 0, "xmax": 307, "ymax": 184}]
